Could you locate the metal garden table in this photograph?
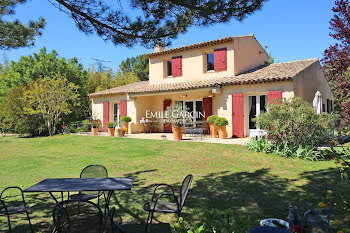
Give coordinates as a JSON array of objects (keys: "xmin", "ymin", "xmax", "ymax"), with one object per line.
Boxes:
[{"xmin": 23, "ymin": 177, "xmax": 133, "ymax": 214}]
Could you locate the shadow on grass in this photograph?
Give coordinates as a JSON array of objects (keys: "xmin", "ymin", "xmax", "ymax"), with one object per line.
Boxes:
[{"xmin": 1, "ymin": 167, "xmax": 346, "ymax": 232}]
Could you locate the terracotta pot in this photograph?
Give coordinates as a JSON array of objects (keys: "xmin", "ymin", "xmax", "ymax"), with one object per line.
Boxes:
[
  {"xmin": 123, "ymin": 122, "xmax": 129, "ymax": 134},
  {"xmin": 107, "ymin": 128, "xmax": 115, "ymax": 136},
  {"xmin": 209, "ymin": 123, "xmax": 217, "ymax": 138},
  {"xmin": 218, "ymin": 126, "xmax": 227, "ymax": 139},
  {"xmin": 91, "ymin": 128, "xmax": 98, "ymax": 136},
  {"xmin": 115, "ymin": 129, "xmax": 124, "ymax": 137},
  {"xmin": 172, "ymin": 126, "xmax": 184, "ymax": 141},
  {"xmin": 152, "ymin": 128, "xmax": 159, "ymax": 133}
]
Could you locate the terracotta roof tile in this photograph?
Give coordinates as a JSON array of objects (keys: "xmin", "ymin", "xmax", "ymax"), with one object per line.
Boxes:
[
  {"xmin": 89, "ymin": 58, "xmax": 319, "ymax": 97},
  {"xmin": 147, "ymin": 34, "xmax": 255, "ymax": 58}
]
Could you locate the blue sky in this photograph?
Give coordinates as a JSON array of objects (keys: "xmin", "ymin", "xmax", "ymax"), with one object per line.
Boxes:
[{"xmin": 2, "ymin": 0, "xmax": 336, "ymax": 71}]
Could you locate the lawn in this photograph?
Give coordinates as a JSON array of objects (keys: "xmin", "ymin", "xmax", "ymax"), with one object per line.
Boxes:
[{"xmin": 0, "ymin": 135, "xmax": 345, "ymax": 232}]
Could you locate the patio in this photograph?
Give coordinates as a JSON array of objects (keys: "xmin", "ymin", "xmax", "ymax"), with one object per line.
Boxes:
[{"xmin": 80, "ymin": 132, "xmax": 251, "ymax": 145}]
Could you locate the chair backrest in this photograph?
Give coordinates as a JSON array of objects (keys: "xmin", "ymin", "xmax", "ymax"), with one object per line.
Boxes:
[
  {"xmin": 178, "ymin": 174, "xmax": 193, "ymax": 210},
  {"xmin": 52, "ymin": 200, "xmax": 103, "ymax": 233},
  {"xmin": 80, "ymin": 165, "xmax": 108, "ymax": 178}
]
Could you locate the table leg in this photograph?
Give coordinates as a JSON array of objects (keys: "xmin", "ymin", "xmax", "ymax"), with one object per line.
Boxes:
[
  {"xmin": 49, "ymin": 192, "xmax": 59, "ymax": 203},
  {"xmin": 104, "ymin": 191, "xmax": 113, "ymax": 214}
]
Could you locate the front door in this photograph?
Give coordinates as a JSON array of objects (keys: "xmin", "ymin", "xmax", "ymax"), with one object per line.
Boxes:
[
  {"xmin": 113, "ymin": 103, "xmax": 120, "ymax": 126},
  {"xmin": 248, "ymin": 95, "xmax": 267, "ymax": 137}
]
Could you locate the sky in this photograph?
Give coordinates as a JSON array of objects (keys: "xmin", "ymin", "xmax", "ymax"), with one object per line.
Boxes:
[{"xmin": 1, "ymin": 0, "xmax": 337, "ymax": 71}]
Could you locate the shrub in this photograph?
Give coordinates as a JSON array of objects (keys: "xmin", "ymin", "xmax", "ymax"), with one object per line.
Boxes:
[
  {"xmin": 106, "ymin": 122, "xmax": 116, "ymax": 128},
  {"xmin": 214, "ymin": 117, "xmax": 228, "ymax": 127},
  {"xmin": 258, "ymin": 97, "xmax": 335, "ymax": 151},
  {"xmin": 246, "ymin": 137, "xmax": 273, "ymax": 153},
  {"xmin": 173, "ymin": 209, "xmax": 253, "ymax": 233},
  {"xmin": 206, "ymin": 115, "xmax": 218, "ymax": 124},
  {"xmin": 120, "ymin": 116, "xmax": 132, "ymax": 123}
]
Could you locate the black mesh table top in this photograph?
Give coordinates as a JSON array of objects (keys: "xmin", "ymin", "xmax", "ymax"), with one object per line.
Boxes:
[{"xmin": 23, "ymin": 177, "xmax": 133, "ymax": 192}]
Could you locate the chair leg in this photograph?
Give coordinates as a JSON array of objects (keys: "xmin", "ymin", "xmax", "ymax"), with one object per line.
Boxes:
[
  {"xmin": 145, "ymin": 211, "xmax": 155, "ymax": 233},
  {"xmin": 145, "ymin": 211, "xmax": 151, "ymax": 233},
  {"xmin": 26, "ymin": 210, "xmax": 34, "ymax": 233},
  {"xmin": 6, "ymin": 214, "xmax": 12, "ymax": 233}
]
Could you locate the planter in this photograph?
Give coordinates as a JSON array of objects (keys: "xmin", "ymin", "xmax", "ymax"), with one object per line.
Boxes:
[
  {"xmin": 91, "ymin": 128, "xmax": 98, "ymax": 136},
  {"xmin": 115, "ymin": 129, "xmax": 125, "ymax": 137},
  {"xmin": 209, "ymin": 123, "xmax": 217, "ymax": 138},
  {"xmin": 107, "ymin": 128, "xmax": 115, "ymax": 136},
  {"xmin": 152, "ymin": 128, "xmax": 159, "ymax": 133},
  {"xmin": 218, "ymin": 126, "xmax": 227, "ymax": 139},
  {"xmin": 122, "ymin": 122, "xmax": 129, "ymax": 134},
  {"xmin": 172, "ymin": 126, "xmax": 184, "ymax": 141}
]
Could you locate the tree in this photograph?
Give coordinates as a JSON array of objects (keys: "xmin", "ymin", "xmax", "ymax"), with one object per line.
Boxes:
[
  {"xmin": 86, "ymin": 65, "xmax": 115, "ymax": 93},
  {"xmin": 0, "ymin": 0, "xmax": 45, "ymax": 49},
  {"xmin": 115, "ymin": 70, "xmax": 140, "ymax": 87},
  {"xmin": 23, "ymin": 77, "xmax": 79, "ymax": 136},
  {"xmin": 0, "ymin": 86, "xmax": 46, "ymax": 136},
  {"xmin": 0, "ymin": 48, "xmax": 89, "ymax": 121},
  {"xmin": 119, "ymin": 54, "xmax": 149, "ymax": 81},
  {"xmin": 50, "ymin": 0, "xmax": 266, "ymax": 47},
  {"xmin": 323, "ymin": 0, "xmax": 350, "ymax": 129}
]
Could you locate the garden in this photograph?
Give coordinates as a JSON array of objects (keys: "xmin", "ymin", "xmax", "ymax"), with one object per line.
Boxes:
[{"xmin": 0, "ymin": 135, "xmax": 349, "ymax": 232}]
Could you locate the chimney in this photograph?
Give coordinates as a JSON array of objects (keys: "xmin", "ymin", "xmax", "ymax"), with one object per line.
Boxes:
[{"xmin": 154, "ymin": 41, "xmax": 165, "ymax": 52}]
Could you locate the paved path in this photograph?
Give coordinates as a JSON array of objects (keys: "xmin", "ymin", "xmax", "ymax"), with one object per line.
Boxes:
[{"xmin": 77, "ymin": 132, "xmax": 251, "ymax": 145}]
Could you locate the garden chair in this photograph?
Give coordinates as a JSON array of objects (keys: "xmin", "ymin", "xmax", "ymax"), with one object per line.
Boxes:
[
  {"xmin": 143, "ymin": 174, "xmax": 193, "ymax": 233},
  {"xmin": 52, "ymin": 200, "xmax": 104, "ymax": 233},
  {"xmin": 69, "ymin": 165, "xmax": 108, "ymax": 206},
  {"xmin": 0, "ymin": 186, "xmax": 33, "ymax": 233}
]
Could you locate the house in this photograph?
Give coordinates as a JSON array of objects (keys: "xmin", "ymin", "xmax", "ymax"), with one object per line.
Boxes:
[{"xmin": 89, "ymin": 35, "xmax": 334, "ymax": 138}]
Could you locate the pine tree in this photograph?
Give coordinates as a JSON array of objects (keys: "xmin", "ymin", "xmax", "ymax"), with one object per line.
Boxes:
[{"xmin": 0, "ymin": 0, "xmax": 45, "ymax": 49}]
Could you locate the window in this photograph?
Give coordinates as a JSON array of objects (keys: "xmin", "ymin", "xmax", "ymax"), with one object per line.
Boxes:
[
  {"xmin": 175, "ymin": 100, "xmax": 203, "ymax": 122},
  {"xmin": 166, "ymin": 60, "xmax": 172, "ymax": 77},
  {"xmin": 206, "ymin": 53, "xmax": 214, "ymax": 71}
]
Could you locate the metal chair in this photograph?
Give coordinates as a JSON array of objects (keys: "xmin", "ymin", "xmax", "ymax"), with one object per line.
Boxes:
[
  {"xmin": 0, "ymin": 186, "xmax": 33, "ymax": 233},
  {"xmin": 52, "ymin": 200, "xmax": 103, "ymax": 233},
  {"xmin": 69, "ymin": 165, "xmax": 108, "ymax": 206},
  {"xmin": 143, "ymin": 174, "xmax": 193, "ymax": 233}
]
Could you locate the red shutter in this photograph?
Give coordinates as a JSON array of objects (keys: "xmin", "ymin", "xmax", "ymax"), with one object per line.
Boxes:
[
  {"xmin": 202, "ymin": 97, "xmax": 212, "ymax": 120},
  {"xmin": 172, "ymin": 56, "xmax": 182, "ymax": 77},
  {"xmin": 268, "ymin": 91, "xmax": 282, "ymax": 104},
  {"xmin": 232, "ymin": 93, "xmax": 244, "ymax": 138},
  {"xmin": 163, "ymin": 99, "xmax": 172, "ymax": 132},
  {"xmin": 103, "ymin": 101, "xmax": 109, "ymax": 132},
  {"xmin": 214, "ymin": 48, "xmax": 227, "ymax": 72},
  {"xmin": 120, "ymin": 100, "xmax": 127, "ymax": 117}
]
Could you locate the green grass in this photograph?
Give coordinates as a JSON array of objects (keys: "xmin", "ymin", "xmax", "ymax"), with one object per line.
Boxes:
[{"xmin": 0, "ymin": 135, "xmax": 345, "ymax": 232}]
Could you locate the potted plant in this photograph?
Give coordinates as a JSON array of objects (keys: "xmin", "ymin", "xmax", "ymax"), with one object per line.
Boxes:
[
  {"xmin": 115, "ymin": 126, "xmax": 125, "ymax": 137},
  {"xmin": 106, "ymin": 122, "xmax": 116, "ymax": 136},
  {"xmin": 150, "ymin": 120, "xmax": 160, "ymax": 133},
  {"xmin": 90, "ymin": 120, "xmax": 100, "ymax": 136},
  {"xmin": 120, "ymin": 116, "xmax": 132, "ymax": 134},
  {"xmin": 165, "ymin": 104, "xmax": 192, "ymax": 141},
  {"xmin": 206, "ymin": 115, "xmax": 218, "ymax": 138},
  {"xmin": 214, "ymin": 117, "xmax": 228, "ymax": 139}
]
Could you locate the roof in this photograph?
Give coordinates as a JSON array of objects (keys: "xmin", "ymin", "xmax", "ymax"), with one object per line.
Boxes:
[
  {"xmin": 89, "ymin": 58, "xmax": 319, "ymax": 97},
  {"xmin": 147, "ymin": 34, "xmax": 255, "ymax": 58}
]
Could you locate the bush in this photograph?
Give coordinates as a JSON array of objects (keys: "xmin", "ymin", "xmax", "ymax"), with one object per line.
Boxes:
[
  {"xmin": 120, "ymin": 116, "xmax": 132, "ymax": 123},
  {"xmin": 206, "ymin": 115, "xmax": 218, "ymax": 124},
  {"xmin": 258, "ymin": 97, "xmax": 335, "ymax": 151},
  {"xmin": 214, "ymin": 117, "xmax": 228, "ymax": 127},
  {"xmin": 90, "ymin": 120, "xmax": 100, "ymax": 128},
  {"xmin": 173, "ymin": 209, "xmax": 253, "ymax": 233},
  {"xmin": 106, "ymin": 122, "xmax": 116, "ymax": 128},
  {"xmin": 246, "ymin": 137, "xmax": 273, "ymax": 153}
]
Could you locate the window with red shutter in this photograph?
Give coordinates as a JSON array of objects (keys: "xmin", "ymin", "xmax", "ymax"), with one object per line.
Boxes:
[
  {"xmin": 172, "ymin": 56, "xmax": 182, "ymax": 77},
  {"xmin": 232, "ymin": 93, "xmax": 244, "ymax": 138},
  {"xmin": 214, "ymin": 48, "xmax": 227, "ymax": 72},
  {"xmin": 120, "ymin": 100, "xmax": 127, "ymax": 117},
  {"xmin": 268, "ymin": 91, "xmax": 282, "ymax": 104},
  {"xmin": 103, "ymin": 101, "xmax": 109, "ymax": 132}
]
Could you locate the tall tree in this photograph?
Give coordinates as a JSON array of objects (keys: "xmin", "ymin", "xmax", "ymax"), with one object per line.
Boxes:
[
  {"xmin": 23, "ymin": 77, "xmax": 79, "ymax": 136},
  {"xmin": 119, "ymin": 54, "xmax": 149, "ymax": 81},
  {"xmin": 0, "ymin": 0, "xmax": 45, "ymax": 49},
  {"xmin": 86, "ymin": 65, "xmax": 115, "ymax": 93},
  {"xmin": 0, "ymin": 48, "xmax": 89, "ymax": 121},
  {"xmin": 323, "ymin": 0, "xmax": 350, "ymax": 129},
  {"xmin": 50, "ymin": 0, "xmax": 266, "ymax": 47}
]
